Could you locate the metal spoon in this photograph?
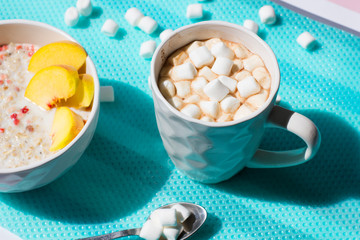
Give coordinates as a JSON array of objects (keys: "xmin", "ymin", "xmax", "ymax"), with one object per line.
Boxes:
[{"xmin": 79, "ymin": 202, "xmax": 207, "ymax": 240}]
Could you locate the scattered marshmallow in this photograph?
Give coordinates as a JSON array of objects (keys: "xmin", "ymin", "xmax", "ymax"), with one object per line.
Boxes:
[
  {"xmin": 211, "ymin": 42, "xmax": 234, "ymax": 59},
  {"xmin": 184, "ymin": 94, "xmax": 201, "ymax": 104},
  {"xmin": 159, "ymin": 79, "xmax": 175, "ymax": 98},
  {"xmin": 191, "ymin": 77, "xmax": 208, "ymax": 95},
  {"xmin": 252, "ymin": 67, "xmax": 271, "ymax": 89},
  {"xmin": 64, "ymin": 7, "xmax": 79, "ymax": 27},
  {"xmin": 76, "ymin": 0, "xmax": 92, "ymax": 17},
  {"xmin": 101, "ymin": 19, "xmax": 119, "ymax": 37},
  {"xmin": 211, "ymin": 57, "xmax": 233, "ymax": 76},
  {"xmin": 246, "ymin": 90, "xmax": 269, "ymax": 110},
  {"xmin": 237, "ymin": 76, "xmax": 261, "ymax": 98},
  {"xmin": 171, "ymin": 62, "xmax": 197, "ymax": 81},
  {"xmin": 297, "ymin": 32, "xmax": 316, "ymax": 50},
  {"xmin": 259, "ymin": 5, "xmax": 276, "ymax": 25},
  {"xmin": 186, "ymin": 41, "xmax": 204, "ymax": 54},
  {"xmin": 200, "ymin": 116, "xmax": 214, "ymax": 122},
  {"xmin": 243, "ymin": 20, "xmax": 259, "ymax": 34},
  {"xmin": 138, "ymin": 16, "xmax": 158, "ymax": 34},
  {"xmin": 186, "ymin": 4, "xmax": 203, "ymax": 19},
  {"xmin": 171, "ymin": 204, "xmax": 191, "ymax": 223},
  {"xmin": 100, "ymin": 86, "xmax": 115, "ymax": 102},
  {"xmin": 139, "ymin": 219, "xmax": 163, "ymax": 240},
  {"xmin": 200, "ymin": 101, "xmax": 220, "ymax": 118},
  {"xmin": 189, "ymin": 46, "xmax": 214, "ymax": 68},
  {"xmin": 163, "ymin": 227, "xmax": 182, "ymax": 240},
  {"xmin": 140, "ymin": 40, "xmax": 156, "ymax": 59},
  {"xmin": 217, "ymin": 76, "xmax": 237, "ymax": 93},
  {"xmin": 180, "ymin": 104, "xmax": 201, "ymax": 119},
  {"xmin": 125, "ymin": 7, "xmax": 144, "ymax": 26},
  {"xmin": 150, "ymin": 209, "xmax": 178, "ymax": 227},
  {"xmin": 220, "ymin": 96, "xmax": 241, "ymax": 113},
  {"xmin": 234, "ymin": 104, "xmax": 254, "ymax": 120},
  {"xmin": 160, "ymin": 29, "xmax": 174, "ymax": 42},
  {"xmin": 174, "ymin": 81, "xmax": 191, "ymax": 98},
  {"xmin": 235, "ymin": 70, "xmax": 251, "ymax": 81},
  {"xmin": 168, "ymin": 96, "xmax": 184, "ymax": 110},
  {"xmin": 203, "ymin": 78, "xmax": 229, "ymax": 101},
  {"xmin": 243, "ymin": 55, "xmax": 264, "ymax": 72},
  {"xmin": 198, "ymin": 66, "xmax": 217, "ymax": 81},
  {"xmin": 276, "ymin": 95, "xmax": 281, "ymax": 104}
]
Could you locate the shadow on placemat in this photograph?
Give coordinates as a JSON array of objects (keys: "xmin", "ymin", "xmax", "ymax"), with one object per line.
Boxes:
[
  {"xmin": 0, "ymin": 81, "xmax": 171, "ymax": 224},
  {"xmin": 215, "ymin": 110, "xmax": 360, "ymax": 206}
]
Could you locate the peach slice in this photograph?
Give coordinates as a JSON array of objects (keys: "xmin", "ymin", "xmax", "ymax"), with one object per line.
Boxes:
[
  {"xmin": 25, "ymin": 65, "xmax": 79, "ymax": 110},
  {"xmin": 50, "ymin": 107, "xmax": 85, "ymax": 152},
  {"xmin": 28, "ymin": 41, "xmax": 87, "ymax": 73},
  {"xmin": 64, "ymin": 74, "xmax": 94, "ymax": 108}
]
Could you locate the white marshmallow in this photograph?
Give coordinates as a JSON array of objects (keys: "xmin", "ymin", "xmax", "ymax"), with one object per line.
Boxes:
[
  {"xmin": 180, "ymin": 104, "xmax": 201, "ymax": 119},
  {"xmin": 138, "ymin": 16, "xmax": 158, "ymax": 34},
  {"xmin": 184, "ymin": 94, "xmax": 201, "ymax": 104},
  {"xmin": 140, "ymin": 40, "xmax": 156, "ymax": 59},
  {"xmin": 125, "ymin": 7, "xmax": 144, "ymax": 26},
  {"xmin": 171, "ymin": 62, "xmax": 197, "ymax": 81},
  {"xmin": 217, "ymin": 113, "xmax": 232, "ymax": 122},
  {"xmin": 211, "ymin": 42, "xmax": 234, "ymax": 59},
  {"xmin": 252, "ymin": 67, "xmax": 271, "ymax": 89},
  {"xmin": 220, "ymin": 95, "xmax": 241, "ymax": 113},
  {"xmin": 259, "ymin": 5, "xmax": 276, "ymax": 25},
  {"xmin": 211, "ymin": 57, "xmax": 233, "ymax": 76},
  {"xmin": 297, "ymin": 32, "xmax": 316, "ymax": 49},
  {"xmin": 232, "ymin": 59, "xmax": 244, "ymax": 74},
  {"xmin": 203, "ymin": 78, "xmax": 229, "ymax": 101},
  {"xmin": 198, "ymin": 66, "xmax": 217, "ymax": 81},
  {"xmin": 243, "ymin": 55, "xmax": 264, "ymax": 72},
  {"xmin": 168, "ymin": 50, "xmax": 188, "ymax": 66},
  {"xmin": 99, "ymin": 86, "xmax": 115, "ymax": 102},
  {"xmin": 174, "ymin": 81, "xmax": 191, "ymax": 98},
  {"xmin": 189, "ymin": 46, "xmax": 214, "ymax": 68},
  {"xmin": 205, "ymin": 38, "xmax": 222, "ymax": 50},
  {"xmin": 246, "ymin": 90, "xmax": 269, "ymax": 110},
  {"xmin": 171, "ymin": 204, "xmax": 191, "ymax": 223},
  {"xmin": 217, "ymin": 76, "xmax": 237, "ymax": 93},
  {"xmin": 139, "ymin": 219, "xmax": 163, "ymax": 240},
  {"xmin": 243, "ymin": 20, "xmax": 259, "ymax": 34},
  {"xmin": 186, "ymin": 4, "xmax": 203, "ymax": 19},
  {"xmin": 64, "ymin": 7, "xmax": 79, "ymax": 27},
  {"xmin": 200, "ymin": 101, "xmax": 219, "ymax": 118},
  {"xmin": 160, "ymin": 29, "xmax": 174, "ymax": 42},
  {"xmin": 191, "ymin": 77, "xmax": 208, "ymax": 95},
  {"xmin": 200, "ymin": 116, "xmax": 214, "ymax": 122},
  {"xmin": 237, "ymin": 76, "xmax": 261, "ymax": 98},
  {"xmin": 235, "ymin": 70, "xmax": 251, "ymax": 81},
  {"xmin": 76, "ymin": 0, "xmax": 92, "ymax": 17},
  {"xmin": 186, "ymin": 41, "xmax": 204, "ymax": 54},
  {"xmin": 163, "ymin": 227, "xmax": 182, "ymax": 240},
  {"xmin": 234, "ymin": 104, "xmax": 254, "ymax": 120},
  {"xmin": 101, "ymin": 19, "xmax": 119, "ymax": 37},
  {"xmin": 276, "ymin": 95, "xmax": 281, "ymax": 104},
  {"xmin": 168, "ymin": 96, "xmax": 184, "ymax": 110},
  {"xmin": 150, "ymin": 209, "xmax": 178, "ymax": 227},
  {"xmin": 234, "ymin": 45, "xmax": 249, "ymax": 59},
  {"xmin": 159, "ymin": 79, "xmax": 175, "ymax": 98}
]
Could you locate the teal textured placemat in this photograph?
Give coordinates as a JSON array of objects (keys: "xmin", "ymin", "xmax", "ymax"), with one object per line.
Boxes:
[{"xmin": 1, "ymin": 0, "xmax": 360, "ymax": 239}]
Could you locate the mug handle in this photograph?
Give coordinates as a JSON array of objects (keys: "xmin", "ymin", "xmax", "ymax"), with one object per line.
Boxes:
[{"xmin": 246, "ymin": 105, "xmax": 321, "ymax": 168}]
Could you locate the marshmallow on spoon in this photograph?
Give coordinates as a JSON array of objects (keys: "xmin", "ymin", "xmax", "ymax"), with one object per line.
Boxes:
[
  {"xmin": 186, "ymin": 4, "xmax": 203, "ymax": 19},
  {"xmin": 243, "ymin": 19, "xmax": 259, "ymax": 34},
  {"xmin": 171, "ymin": 204, "xmax": 191, "ymax": 223},
  {"xmin": 138, "ymin": 16, "xmax": 158, "ymax": 34},
  {"xmin": 150, "ymin": 208, "xmax": 178, "ymax": 227},
  {"xmin": 259, "ymin": 5, "xmax": 276, "ymax": 25},
  {"xmin": 180, "ymin": 104, "xmax": 202, "ymax": 119},
  {"xmin": 297, "ymin": 32, "xmax": 316, "ymax": 49},
  {"xmin": 160, "ymin": 29, "xmax": 174, "ymax": 42},
  {"xmin": 163, "ymin": 227, "xmax": 182, "ymax": 240},
  {"xmin": 211, "ymin": 42, "xmax": 234, "ymax": 59},
  {"xmin": 64, "ymin": 7, "xmax": 79, "ymax": 27},
  {"xmin": 237, "ymin": 76, "xmax": 261, "ymax": 98},
  {"xmin": 140, "ymin": 40, "xmax": 156, "ymax": 59},
  {"xmin": 139, "ymin": 219, "xmax": 163, "ymax": 240},
  {"xmin": 76, "ymin": 0, "xmax": 92, "ymax": 17},
  {"xmin": 171, "ymin": 62, "xmax": 197, "ymax": 81},
  {"xmin": 101, "ymin": 19, "xmax": 119, "ymax": 37},
  {"xmin": 211, "ymin": 57, "xmax": 233, "ymax": 76},
  {"xmin": 125, "ymin": 7, "xmax": 144, "ymax": 26},
  {"xmin": 203, "ymin": 78, "xmax": 229, "ymax": 101},
  {"xmin": 189, "ymin": 46, "xmax": 214, "ymax": 68}
]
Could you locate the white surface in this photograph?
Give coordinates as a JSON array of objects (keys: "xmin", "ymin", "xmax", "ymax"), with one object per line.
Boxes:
[{"xmin": 0, "ymin": 227, "xmax": 22, "ymax": 240}]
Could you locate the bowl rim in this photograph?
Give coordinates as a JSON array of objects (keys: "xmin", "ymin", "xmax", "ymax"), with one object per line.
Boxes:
[{"xmin": 0, "ymin": 19, "xmax": 100, "ymax": 174}]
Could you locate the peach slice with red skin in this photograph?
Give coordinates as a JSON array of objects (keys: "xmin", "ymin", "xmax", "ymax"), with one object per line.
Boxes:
[
  {"xmin": 28, "ymin": 41, "xmax": 87, "ymax": 73},
  {"xmin": 24, "ymin": 65, "xmax": 79, "ymax": 110},
  {"xmin": 50, "ymin": 107, "xmax": 85, "ymax": 152},
  {"xmin": 63, "ymin": 74, "xmax": 94, "ymax": 108}
]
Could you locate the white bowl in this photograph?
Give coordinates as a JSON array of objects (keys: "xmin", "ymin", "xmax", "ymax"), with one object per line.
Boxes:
[{"xmin": 0, "ymin": 20, "xmax": 100, "ymax": 192}]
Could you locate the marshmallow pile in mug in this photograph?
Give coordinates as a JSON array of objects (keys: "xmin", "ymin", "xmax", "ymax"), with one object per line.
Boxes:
[{"xmin": 158, "ymin": 38, "xmax": 272, "ymax": 123}]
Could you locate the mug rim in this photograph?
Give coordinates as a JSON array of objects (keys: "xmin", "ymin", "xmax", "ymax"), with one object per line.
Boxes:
[
  {"xmin": 150, "ymin": 20, "xmax": 280, "ymax": 128},
  {"xmin": 0, "ymin": 19, "xmax": 100, "ymax": 174}
]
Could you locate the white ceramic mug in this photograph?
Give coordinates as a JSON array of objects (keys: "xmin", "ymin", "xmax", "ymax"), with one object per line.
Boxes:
[
  {"xmin": 0, "ymin": 20, "xmax": 100, "ymax": 192},
  {"xmin": 150, "ymin": 21, "xmax": 321, "ymax": 184}
]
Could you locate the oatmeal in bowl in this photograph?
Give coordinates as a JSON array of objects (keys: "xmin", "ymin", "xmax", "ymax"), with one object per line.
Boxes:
[{"xmin": 0, "ymin": 20, "xmax": 100, "ymax": 192}]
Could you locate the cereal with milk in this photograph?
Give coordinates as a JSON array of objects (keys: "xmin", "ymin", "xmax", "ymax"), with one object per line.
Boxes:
[{"xmin": 158, "ymin": 38, "xmax": 272, "ymax": 122}]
